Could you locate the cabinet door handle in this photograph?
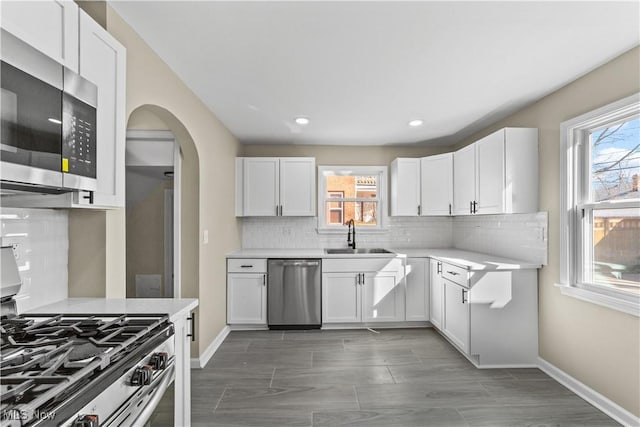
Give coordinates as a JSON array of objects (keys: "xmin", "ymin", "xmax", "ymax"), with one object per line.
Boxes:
[
  {"xmin": 462, "ymin": 289, "xmax": 467, "ymax": 304},
  {"xmin": 361, "ymin": 273, "xmax": 365, "ymax": 285},
  {"xmin": 276, "ymin": 205, "xmax": 279, "ymax": 216},
  {"xmin": 263, "ymin": 274, "xmax": 266, "ymax": 286},
  {"xmin": 279, "ymin": 205, "xmax": 283, "ymax": 216},
  {"xmin": 240, "ymin": 265, "xmax": 254, "ymax": 268},
  {"xmin": 470, "ymin": 201, "xmax": 473, "ymax": 214},
  {"xmin": 417, "ymin": 205, "xmax": 421, "ymax": 216},
  {"xmin": 446, "ymin": 271, "xmax": 459, "ymax": 276},
  {"xmin": 437, "ymin": 262, "xmax": 442, "ymax": 274},
  {"xmin": 473, "ymin": 201, "xmax": 477, "ymax": 214},
  {"xmin": 449, "ymin": 203, "xmax": 452, "ymax": 215},
  {"xmin": 187, "ymin": 313, "xmax": 196, "ymax": 342}
]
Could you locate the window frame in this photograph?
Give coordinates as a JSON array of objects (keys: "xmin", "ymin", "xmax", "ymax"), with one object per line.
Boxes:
[
  {"xmin": 559, "ymin": 92, "xmax": 640, "ymax": 316},
  {"xmin": 317, "ymin": 165, "xmax": 388, "ymax": 233},
  {"xmin": 326, "ymin": 191, "xmax": 345, "ymax": 225}
]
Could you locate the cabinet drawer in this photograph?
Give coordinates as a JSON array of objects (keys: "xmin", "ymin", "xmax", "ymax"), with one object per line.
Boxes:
[
  {"xmin": 441, "ymin": 263, "xmax": 468, "ymax": 287},
  {"xmin": 227, "ymin": 258, "xmax": 267, "ymax": 273},
  {"xmin": 323, "ymin": 257, "xmax": 403, "ymax": 273}
]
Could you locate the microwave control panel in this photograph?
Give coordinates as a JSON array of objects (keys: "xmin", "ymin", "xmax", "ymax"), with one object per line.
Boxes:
[{"xmin": 62, "ymin": 93, "xmax": 96, "ymax": 178}]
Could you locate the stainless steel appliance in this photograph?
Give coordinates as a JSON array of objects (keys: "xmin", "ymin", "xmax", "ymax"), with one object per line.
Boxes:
[
  {"xmin": 267, "ymin": 259, "xmax": 321, "ymax": 329},
  {"xmin": 0, "ymin": 30, "xmax": 97, "ymax": 194},
  {"xmin": 0, "ymin": 247, "xmax": 175, "ymax": 427}
]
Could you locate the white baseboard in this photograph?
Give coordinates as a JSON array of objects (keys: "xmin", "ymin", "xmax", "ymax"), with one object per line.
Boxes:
[
  {"xmin": 190, "ymin": 325, "xmax": 230, "ymax": 369},
  {"xmin": 538, "ymin": 357, "xmax": 639, "ymax": 426}
]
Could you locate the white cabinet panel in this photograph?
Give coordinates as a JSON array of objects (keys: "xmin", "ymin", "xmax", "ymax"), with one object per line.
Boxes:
[
  {"xmin": 421, "ymin": 153, "xmax": 453, "ymax": 216},
  {"xmin": 476, "ymin": 130, "xmax": 505, "ymax": 214},
  {"xmin": 405, "ymin": 258, "xmax": 429, "ymax": 321},
  {"xmin": 227, "ymin": 273, "xmax": 267, "ymax": 324},
  {"xmin": 237, "ymin": 157, "xmax": 315, "ymax": 217},
  {"xmin": 322, "ymin": 273, "xmax": 361, "ymax": 323},
  {"xmin": 453, "ymin": 128, "xmax": 538, "ymax": 216},
  {"xmin": 443, "ymin": 279, "xmax": 470, "ymax": 354},
  {"xmin": 362, "ymin": 271, "xmax": 404, "ymax": 322},
  {"xmin": 453, "ymin": 143, "xmax": 476, "ymax": 215},
  {"xmin": 173, "ymin": 312, "xmax": 192, "ymax": 426},
  {"xmin": 390, "ymin": 158, "xmax": 421, "ymax": 216},
  {"xmin": 77, "ymin": 11, "xmax": 126, "ymax": 208},
  {"xmin": 1, "ymin": 0, "xmax": 79, "ymax": 70},
  {"xmin": 322, "ymin": 257, "xmax": 405, "ymax": 324},
  {"xmin": 243, "ymin": 158, "xmax": 280, "ymax": 216},
  {"xmin": 429, "ymin": 259, "xmax": 443, "ymax": 330},
  {"xmin": 280, "ymin": 158, "xmax": 316, "ymax": 216}
]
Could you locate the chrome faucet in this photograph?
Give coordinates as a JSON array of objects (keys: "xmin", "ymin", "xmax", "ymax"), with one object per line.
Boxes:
[{"xmin": 346, "ymin": 219, "xmax": 356, "ymax": 249}]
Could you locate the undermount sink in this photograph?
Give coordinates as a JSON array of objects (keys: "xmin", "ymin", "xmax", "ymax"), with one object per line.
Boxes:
[{"xmin": 325, "ymin": 248, "xmax": 394, "ymax": 255}]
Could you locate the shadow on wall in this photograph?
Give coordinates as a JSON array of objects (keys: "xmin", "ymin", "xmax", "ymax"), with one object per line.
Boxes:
[{"xmin": 126, "ymin": 104, "xmax": 200, "ymax": 350}]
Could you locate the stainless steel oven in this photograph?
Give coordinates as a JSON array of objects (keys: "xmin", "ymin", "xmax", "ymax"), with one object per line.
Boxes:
[{"xmin": 0, "ymin": 30, "xmax": 97, "ymax": 193}]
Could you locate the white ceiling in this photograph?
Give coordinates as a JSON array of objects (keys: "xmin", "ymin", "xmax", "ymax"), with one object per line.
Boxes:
[{"xmin": 109, "ymin": 1, "xmax": 639, "ymax": 147}]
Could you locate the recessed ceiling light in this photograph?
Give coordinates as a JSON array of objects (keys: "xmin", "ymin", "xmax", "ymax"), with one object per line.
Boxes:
[
  {"xmin": 408, "ymin": 119, "xmax": 423, "ymax": 127},
  {"xmin": 295, "ymin": 117, "xmax": 310, "ymax": 125}
]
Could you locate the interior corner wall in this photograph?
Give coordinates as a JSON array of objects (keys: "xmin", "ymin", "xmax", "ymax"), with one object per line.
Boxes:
[
  {"xmin": 454, "ymin": 46, "xmax": 640, "ymax": 417},
  {"xmin": 105, "ymin": 6, "xmax": 242, "ymax": 359}
]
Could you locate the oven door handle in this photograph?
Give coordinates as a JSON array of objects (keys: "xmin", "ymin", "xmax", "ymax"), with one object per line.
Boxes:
[{"xmin": 129, "ymin": 363, "xmax": 176, "ymax": 427}]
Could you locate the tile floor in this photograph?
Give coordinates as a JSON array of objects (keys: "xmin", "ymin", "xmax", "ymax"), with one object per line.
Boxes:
[{"xmin": 156, "ymin": 328, "xmax": 620, "ymax": 426}]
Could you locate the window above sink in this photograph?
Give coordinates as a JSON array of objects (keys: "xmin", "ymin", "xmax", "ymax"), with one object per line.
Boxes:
[{"xmin": 317, "ymin": 165, "xmax": 388, "ymax": 233}]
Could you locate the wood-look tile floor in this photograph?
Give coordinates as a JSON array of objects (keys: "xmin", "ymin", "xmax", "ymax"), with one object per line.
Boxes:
[{"xmin": 157, "ymin": 328, "xmax": 620, "ymax": 426}]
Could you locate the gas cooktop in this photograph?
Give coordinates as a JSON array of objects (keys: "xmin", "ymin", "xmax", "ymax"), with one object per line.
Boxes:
[{"xmin": 1, "ymin": 313, "xmax": 174, "ymax": 426}]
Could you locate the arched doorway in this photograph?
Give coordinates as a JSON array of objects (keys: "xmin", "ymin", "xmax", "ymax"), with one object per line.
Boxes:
[{"xmin": 125, "ymin": 105, "xmax": 200, "ymax": 301}]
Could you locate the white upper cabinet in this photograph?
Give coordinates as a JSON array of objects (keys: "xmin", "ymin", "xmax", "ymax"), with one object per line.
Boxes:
[
  {"xmin": 1, "ymin": 0, "xmax": 79, "ymax": 71},
  {"xmin": 76, "ymin": 10, "xmax": 127, "ymax": 208},
  {"xmin": 280, "ymin": 158, "xmax": 316, "ymax": 216},
  {"xmin": 421, "ymin": 153, "xmax": 453, "ymax": 216},
  {"xmin": 242, "ymin": 157, "xmax": 280, "ymax": 216},
  {"xmin": 236, "ymin": 157, "xmax": 316, "ymax": 217},
  {"xmin": 390, "ymin": 158, "xmax": 421, "ymax": 216},
  {"xmin": 453, "ymin": 127, "xmax": 538, "ymax": 215},
  {"xmin": 453, "ymin": 144, "xmax": 476, "ymax": 215},
  {"xmin": 391, "ymin": 155, "xmax": 453, "ymax": 217}
]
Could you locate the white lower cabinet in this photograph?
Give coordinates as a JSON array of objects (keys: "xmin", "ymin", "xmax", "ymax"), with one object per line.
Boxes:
[
  {"xmin": 322, "ymin": 273, "xmax": 361, "ymax": 323},
  {"xmin": 227, "ymin": 259, "xmax": 267, "ymax": 325},
  {"xmin": 429, "ymin": 257, "xmax": 539, "ymax": 367},
  {"xmin": 322, "ymin": 257, "xmax": 404, "ymax": 324},
  {"xmin": 442, "ymin": 280, "xmax": 470, "ymax": 354},
  {"xmin": 405, "ymin": 258, "xmax": 429, "ymax": 321},
  {"xmin": 429, "ymin": 259, "xmax": 444, "ymax": 329},
  {"xmin": 173, "ymin": 311, "xmax": 193, "ymax": 426}
]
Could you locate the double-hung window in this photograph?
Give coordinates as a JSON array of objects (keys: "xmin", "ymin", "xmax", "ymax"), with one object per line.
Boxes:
[
  {"xmin": 560, "ymin": 93, "xmax": 640, "ymax": 316},
  {"xmin": 318, "ymin": 166, "xmax": 387, "ymax": 231}
]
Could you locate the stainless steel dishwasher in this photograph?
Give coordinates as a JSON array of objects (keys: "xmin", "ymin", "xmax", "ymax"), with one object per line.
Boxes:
[{"xmin": 267, "ymin": 259, "xmax": 321, "ymax": 329}]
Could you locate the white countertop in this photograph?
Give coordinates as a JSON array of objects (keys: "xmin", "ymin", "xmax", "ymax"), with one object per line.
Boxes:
[
  {"xmin": 227, "ymin": 248, "xmax": 404, "ymax": 259},
  {"xmin": 228, "ymin": 248, "xmax": 540, "ymax": 270},
  {"xmin": 392, "ymin": 249, "xmax": 541, "ymax": 270},
  {"xmin": 27, "ymin": 298, "xmax": 198, "ymax": 322}
]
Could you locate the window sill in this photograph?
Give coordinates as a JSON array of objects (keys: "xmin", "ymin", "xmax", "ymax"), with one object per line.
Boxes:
[
  {"xmin": 316, "ymin": 227, "xmax": 389, "ymax": 235},
  {"xmin": 556, "ymin": 283, "xmax": 640, "ymax": 317}
]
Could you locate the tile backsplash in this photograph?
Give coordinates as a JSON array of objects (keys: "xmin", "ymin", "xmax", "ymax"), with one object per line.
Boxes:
[
  {"xmin": 452, "ymin": 212, "xmax": 548, "ymax": 265},
  {"xmin": 242, "ymin": 216, "xmax": 454, "ymax": 249},
  {"xmin": 0, "ymin": 208, "xmax": 68, "ymax": 313},
  {"xmin": 241, "ymin": 212, "xmax": 548, "ymax": 265}
]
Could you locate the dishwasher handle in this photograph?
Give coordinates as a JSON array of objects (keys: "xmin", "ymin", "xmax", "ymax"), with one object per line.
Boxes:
[{"xmin": 277, "ymin": 260, "xmax": 320, "ymax": 267}]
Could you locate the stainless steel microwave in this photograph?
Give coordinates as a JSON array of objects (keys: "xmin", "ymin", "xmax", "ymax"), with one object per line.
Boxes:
[{"xmin": 0, "ymin": 30, "xmax": 97, "ymax": 194}]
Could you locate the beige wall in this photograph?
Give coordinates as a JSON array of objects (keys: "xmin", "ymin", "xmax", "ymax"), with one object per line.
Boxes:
[
  {"xmin": 68, "ymin": 210, "xmax": 106, "ymax": 297},
  {"xmin": 242, "ymin": 144, "xmax": 449, "ymax": 165},
  {"xmin": 455, "ymin": 47, "xmax": 640, "ymax": 417},
  {"xmin": 103, "ymin": 6, "xmax": 242, "ymax": 358}
]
